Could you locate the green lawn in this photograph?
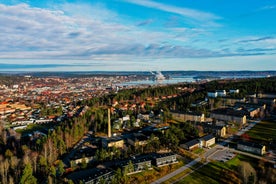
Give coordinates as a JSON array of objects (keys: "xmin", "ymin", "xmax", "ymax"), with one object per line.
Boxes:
[
  {"xmin": 177, "ymin": 155, "xmax": 248, "ymax": 184},
  {"xmin": 247, "ymin": 120, "xmax": 276, "ymax": 142},
  {"xmin": 193, "ymin": 148, "xmax": 204, "ymax": 155},
  {"xmin": 177, "ymin": 169, "xmax": 220, "ymax": 184}
]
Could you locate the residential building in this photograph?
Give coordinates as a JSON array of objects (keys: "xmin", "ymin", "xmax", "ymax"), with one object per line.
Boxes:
[
  {"xmin": 216, "ymin": 90, "xmax": 227, "ymax": 97},
  {"xmin": 223, "ymin": 97, "xmax": 245, "ymax": 106},
  {"xmin": 152, "ymin": 152, "xmax": 178, "ymax": 167},
  {"xmin": 127, "ymin": 133, "xmax": 148, "ymax": 147},
  {"xmin": 66, "ymin": 168, "xmax": 114, "ymax": 184},
  {"xmin": 116, "ymin": 157, "xmax": 152, "ymax": 175},
  {"xmin": 229, "ymin": 89, "xmax": 239, "ymax": 94},
  {"xmin": 180, "ymin": 139, "xmax": 199, "ymax": 150},
  {"xmin": 201, "ymin": 124, "xmax": 226, "ymax": 137},
  {"xmin": 208, "ymin": 90, "xmax": 227, "ymax": 98},
  {"xmin": 234, "ymin": 102, "xmax": 266, "ymax": 118},
  {"xmin": 207, "ymin": 91, "xmax": 217, "ymax": 98},
  {"xmin": 210, "ymin": 108, "xmax": 247, "ymax": 125},
  {"xmin": 199, "ymin": 134, "xmax": 216, "ymax": 148},
  {"xmin": 237, "ymin": 141, "xmax": 266, "ymax": 155},
  {"xmin": 171, "ymin": 111, "xmax": 205, "ymax": 122},
  {"xmin": 102, "ymin": 137, "xmax": 124, "ymax": 149},
  {"xmin": 70, "ymin": 147, "xmax": 97, "ymax": 167}
]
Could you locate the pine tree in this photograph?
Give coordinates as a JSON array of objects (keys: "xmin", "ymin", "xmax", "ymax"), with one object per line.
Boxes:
[{"xmin": 20, "ymin": 163, "xmax": 37, "ymax": 184}]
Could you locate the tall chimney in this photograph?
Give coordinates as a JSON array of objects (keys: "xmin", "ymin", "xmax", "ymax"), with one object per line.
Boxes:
[{"xmin": 108, "ymin": 108, "xmax": 111, "ymax": 138}]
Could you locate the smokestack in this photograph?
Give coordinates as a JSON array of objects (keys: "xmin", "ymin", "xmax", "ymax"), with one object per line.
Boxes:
[{"xmin": 108, "ymin": 108, "xmax": 111, "ymax": 138}]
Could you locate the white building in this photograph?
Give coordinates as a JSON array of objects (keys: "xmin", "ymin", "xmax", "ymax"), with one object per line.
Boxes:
[
  {"xmin": 207, "ymin": 91, "xmax": 218, "ymax": 98},
  {"xmin": 216, "ymin": 90, "xmax": 226, "ymax": 97},
  {"xmin": 229, "ymin": 89, "xmax": 239, "ymax": 94}
]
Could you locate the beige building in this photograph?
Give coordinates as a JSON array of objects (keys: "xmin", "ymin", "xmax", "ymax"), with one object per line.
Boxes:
[
  {"xmin": 127, "ymin": 133, "xmax": 148, "ymax": 147},
  {"xmin": 171, "ymin": 111, "xmax": 205, "ymax": 122},
  {"xmin": 237, "ymin": 141, "xmax": 266, "ymax": 155},
  {"xmin": 199, "ymin": 134, "xmax": 216, "ymax": 148},
  {"xmin": 180, "ymin": 139, "xmax": 199, "ymax": 150},
  {"xmin": 102, "ymin": 137, "xmax": 124, "ymax": 149},
  {"xmin": 202, "ymin": 124, "xmax": 226, "ymax": 137},
  {"xmin": 210, "ymin": 108, "xmax": 246, "ymax": 125}
]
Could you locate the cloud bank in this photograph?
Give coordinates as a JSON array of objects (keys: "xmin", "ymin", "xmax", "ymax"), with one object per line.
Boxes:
[{"xmin": 0, "ymin": 2, "xmax": 275, "ymax": 69}]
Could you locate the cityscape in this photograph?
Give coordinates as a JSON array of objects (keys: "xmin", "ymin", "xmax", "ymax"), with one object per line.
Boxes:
[{"xmin": 0, "ymin": 0, "xmax": 276, "ymax": 184}]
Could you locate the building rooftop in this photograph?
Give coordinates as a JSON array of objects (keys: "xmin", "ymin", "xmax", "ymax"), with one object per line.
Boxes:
[
  {"xmin": 66, "ymin": 168, "xmax": 114, "ymax": 184},
  {"xmin": 200, "ymin": 134, "xmax": 215, "ymax": 141},
  {"xmin": 238, "ymin": 141, "xmax": 265, "ymax": 149},
  {"xmin": 182, "ymin": 139, "xmax": 199, "ymax": 147},
  {"xmin": 211, "ymin": 108, "xmax": 246, "ymax": 117}
]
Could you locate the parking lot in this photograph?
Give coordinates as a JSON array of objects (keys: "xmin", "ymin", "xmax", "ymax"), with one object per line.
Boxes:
[{"xmin": 208, "ymin": 148, "xmax": 236, "ymax": 162}]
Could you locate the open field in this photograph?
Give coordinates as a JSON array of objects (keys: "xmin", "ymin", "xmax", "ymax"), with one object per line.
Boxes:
[
  {"xmin": 176, "ymin": 155, "xmax": 259, "ymax": 184},
  {"xmin": 247, "ymin": 120, "xmax": 276, "ymax": 143}
]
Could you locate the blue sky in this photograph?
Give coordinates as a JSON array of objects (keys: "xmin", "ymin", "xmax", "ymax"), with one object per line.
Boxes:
[{"xmin": 0, "ymin": 0, "xmax": 275, "ymax": 71}]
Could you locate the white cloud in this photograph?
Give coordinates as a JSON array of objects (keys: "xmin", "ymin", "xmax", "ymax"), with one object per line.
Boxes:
[
  {"xmin": 123, "ymin": 0, "xmax": 221, "ymax": 26},
  {"xmin": 0, "ymin": 3, "xmax": 216, "ymax": 60},
  {"xmin": 1, "ymin": 2, "xmax": 273, "ymax": 64}
]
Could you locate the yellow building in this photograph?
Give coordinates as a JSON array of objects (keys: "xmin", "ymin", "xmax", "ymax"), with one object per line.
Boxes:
[
  {"xmin": 103, "ymin": 137, "xmax": 124, "ymax": 149},
  {"xmin": 199, "ymin": 134, "xmax": 216, "ymax": 148},
  {"xmin": 210, "ymin": 108, "xmax": 246, "ymax": 125}
]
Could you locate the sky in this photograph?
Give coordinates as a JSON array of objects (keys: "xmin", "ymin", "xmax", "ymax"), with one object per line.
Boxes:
[{"xmin": 0, "ymin": 0, "xmax": 276, "ymax": 71}]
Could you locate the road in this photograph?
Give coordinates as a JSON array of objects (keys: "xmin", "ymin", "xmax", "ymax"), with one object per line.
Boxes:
[
  {"xmin": 231, "ymin": 148, "xmax": 275, "ymax": 164},
  {"xmin": 151, "ymin": 121, "xmax": 274, "ymax": 183},
  {"xmin": 151, "ymin": 146, "xmax": 222, "ymax": 184},
  {"xmin": 151, "ymin": 158, "xmax": 201, "ymax": 184}
]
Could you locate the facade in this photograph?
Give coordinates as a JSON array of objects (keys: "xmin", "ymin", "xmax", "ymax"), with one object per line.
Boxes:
[
  {"xmin": 199, "ymin": 134, "xmax": 216, "ymax": 148},
  {"xmin": 69, "ymin": 147, "xmax": 97, "ymax": 167},
  {"xmin": 127, "ymin": 133, "xmax": 148, "ymax": 147},
  {"xmin": 118, "ymin": 157, "xmax": 152, "ymax": 175},
  {"xmin": 237, "ymin": 141, "xmax": 266, "ymax": 155},
  {"xmin": 116, "ymin": 152, "xmax": 178, "ymax": 175},
  {"xmin": 202, "ymin": 124, "xmax": 226, "ymax": 137},
  {"xmin": 208, "ymin": 90, "xmax": 227, "ymax": 98},
  {"xmin": 229, "ymin": 89, "xmax": 239, "ymax": 94},
  {"xmin": 224, "ymin": 98, "xmax": 246, "ymax": 106},
  {"xmin": 181, "ymin": 135, "xmax": 216, "ymax": 150},
  {"xmin": 234, "ymin": 102, "xmax": 266, "ymax": 118},
  {"xmin": 210, "ymin": 108, "xmax": 247, "ymax": 125},
  {"xmin": 102, "ymin": 137, "xmax": 124, "ymax": 149},
  {"xmin": 216, "ymin": 90, "xmax": 227, "ymax": 97},
  {"xmin": 180, "ymin": 139, "xmax": 199, "ymax": 150},
  {"xmin": 171, "ymin": 111, "xmax": 205, "ymax": 122},
  {"xmin": 67, "ymin": 168, "xmax": 114, "ymax": 184},
  {"xmin": 152, "ymin": 152, "xmax": 178, "ymax": 167},
  {"xmin": 207, "ymin": 91, "xmax": 217, "ymax": 98}
]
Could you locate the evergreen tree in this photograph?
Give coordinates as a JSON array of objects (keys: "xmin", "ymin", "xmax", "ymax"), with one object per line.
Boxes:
[{"xmin": 20, "ymin": 163, "xmax": 37, "ymax": 184}]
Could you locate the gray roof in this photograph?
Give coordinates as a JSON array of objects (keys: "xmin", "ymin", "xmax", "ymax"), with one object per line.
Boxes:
[
  {"xmin": 238, "ymin": 141, "xmax": 264, "ymax": 149},
  {"xmin": 183, "ymin": 139, "xmax": 199, "ymax": 147},
  {"xmin": 200, "ymin": 134, "xmax": 215, "ymax": 141}
]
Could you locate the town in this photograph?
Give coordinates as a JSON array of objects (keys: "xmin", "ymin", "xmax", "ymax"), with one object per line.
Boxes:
[{"xmin": 0, "ymin": 73, "xmax": 276, "ymax": 184}]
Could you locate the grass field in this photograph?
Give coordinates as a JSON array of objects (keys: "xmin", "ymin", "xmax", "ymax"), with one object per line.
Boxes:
[
  {"xmin": 247, "ymin": 120, "xmax": 276, "ymax": 143},
  {"xmin": 176, "ymin": 155, "xmax": 257, "ymax": 184}
]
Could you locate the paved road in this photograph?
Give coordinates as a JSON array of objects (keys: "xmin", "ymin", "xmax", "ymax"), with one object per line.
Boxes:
[
  {"xmin": 151, "ymin": 158, "xmax": 201, "ymax": 184},
  {"xmin": 230, "ymin": 148, "xmax": 276, "ymax": 164},
  {"xmin": 151, "ymin": 121, "xmax": 270, "ymax": 183}
]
